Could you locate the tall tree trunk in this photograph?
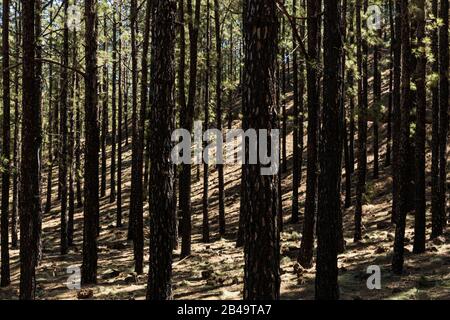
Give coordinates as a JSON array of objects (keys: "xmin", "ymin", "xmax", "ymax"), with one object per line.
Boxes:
[
  {"xmin": 413, "ymin": 0, "xmax": 426, "ymax": 254},
  {"xmin": 146, "ymin": 0, "xmax": 177, "ymax": 300},
  {"xmin": 176, "ymin": 0, "xmax": 187, "ymax": 246},
  {"xmin": 434, "ymin": 0, "xmax": 449, "ymax": 238},
  {"xmin": 20, "ymin": 0, "xmax": 42, "ymax": 299},
  {"xmin": 132, "ymin": 0, "xmax": 152, "ymax": 275},
  {"xmin": 68, "ymin": 35, "xmax": 77, "ymax": 246},
  {"xmin": 392, "ymin": 0, "xmax": 412, "ymax": 275},
  {"xmin": 386, "ymin": 0, "xmax": 394, "ymax": 167},
  {"xmin": 101, "ymin": 15, "xmax": 108, "ymax": 198},
  {"xmin": 344, "ymin": 0, "xmax": 355, "ymax": 209},
  {"xmin": 316, "ymin": 0, "xmax": 342, "ymax": 300},
  {"xmin": 45, "ymin": 22, "xmax": 54, "ymax": 214},
  {"xmin": 82, "ymin": 0, "xmax": 99, "ymax": 285},
  {"xmin": 59, "ymin": 0, "xmax": 69, "ymax": 256},
  {"xmin": 179, "ymin": 0, "xmax": 201, "ymax": 258},
  {"xmin": 291, "ymin": 0, "xmax": 300, "ymax": 224},
  {"xmin": 11, "ymin": 0, "xmax": 21, "ymax": 249},
  {"xmin": 202, "ymin": 0, "xmax": 211, "ymax": 244},
  {"xmin": 392, "ymin": 0, "xmax": 402, "ymax": 224},
  {"xmin": 110, "ymin": 11, "xmax": 117, "ymax": 203},
  {"xmin": 1, "ymin": 0, "xmax": 11, "ymax": 287},
  {"xmin": 373, "ymin": 28, "xmax": 381, "ymax": 180},
  {"xmin": 298, "ymin": 0, "xmax": 321, "ymax": 268},
  {"xmin": 354, "ymin": 0, "xmax": 367, "ymax": 242},
  {"xmin": 430, "ymin": 0, "xmax": 441, "ymax": 239},
  {"xmin": 243, "ymin": 0, "xmax": 280, "ymax": 300},
  {"xmin": 214, "ymin": 0, "xmax": 226, "ymax": 237},
  {"xmin": 129, "ymin": 0, "xmax": 139, "ymax": 242},
  {"xmin": 74, "ymin": 34, "xmax": 82, "ymax": 209},
  {"xmin": 117, "ymin": 3, "xmax": 123, "ymax": 228}
]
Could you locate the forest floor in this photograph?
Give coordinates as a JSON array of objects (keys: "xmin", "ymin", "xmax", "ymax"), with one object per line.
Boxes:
[{"xmin": 1, "ymin": 92, "xmax": 450, "ymax": 300}]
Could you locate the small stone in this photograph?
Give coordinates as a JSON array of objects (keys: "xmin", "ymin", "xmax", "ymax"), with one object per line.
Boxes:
[{"xmin": 77, "ymin": 289, "xmax": 93, "ymax": 300}]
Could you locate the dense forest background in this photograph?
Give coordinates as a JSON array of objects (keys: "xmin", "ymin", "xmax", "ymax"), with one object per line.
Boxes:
[{"xmin": 0, "ymin": 0, "xmax": 449, "ymax": 300}]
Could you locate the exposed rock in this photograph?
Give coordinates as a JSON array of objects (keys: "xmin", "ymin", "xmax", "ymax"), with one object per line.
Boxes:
[{"xmin": 77, "ymin": 289, "xmax": 93, "ymax": 299}]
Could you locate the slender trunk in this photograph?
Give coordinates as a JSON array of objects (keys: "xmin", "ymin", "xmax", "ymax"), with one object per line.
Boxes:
[
  {"xmin": 373, "ymin": 28, "xmax": 381, "ymax": 180},
  {"xmin": 413, "ymin": 0, "xmax": 426, "ymax": 254},
  {"xmin": 298, "ymin": 0, "xmax": 321, "ymax": 268},
  {"xmin": 81, "ymin": 0, "xmax": 99, "ymax": 285},
  {"xmin": 214, "ymin": 0, "xmax": 226, "ymax": 237},
  {"xmin": 117, "ymin": 7, "xmax": 123, "ymax": 228},
  {"xmin": 45, "ymin": 28, "xmax": 54, "ymax": 214},
  {"xmin": 11, "ymin": 1, "xmax": 21, "ymax": 249},
  {"xmin": 101, "ymin": 15, "xmax": 108, "ymax": 198},
  {"xmin": 110, "ymin": 12, "xmax": 117, "ymax": 203},
  {"xmin": 354, "ymin": 0, "xmax": 367, "ymax": 242},
  {"xmin": 392, "ymin": 0, "xmax": 402, "ymax": 224},
  {"xmin": 59, "ymin": 0, "xmax": 69, "ymax": 255},
  {"xmin": 179, "ymin": 0, "xmax": 201, "ymax": 257},
  {"xmin": 316, "ymin": 0, "xmax": 342, "ymax": 299},
  {"xmin": 291, "ymin": 0, "xmax": 300, "ymax": 224},
  {"xmin": 1, "ymin": 0, "xmax": 11, "ymax": 287},
  {"xmin": 146, "ymin": 0, "xmax": 177, "ymax": 300},
  {"xmin": 75, "ymin": 29, "xmax": 82, "ymax": 209},
  {"xmin": 392, "ymin": 0, "xmax": 412, "ymax": 275},
  {"xmin": 202, "ymin": 0, "xmax": 211, "ymax": 244},
  {"xmin": 434, "ymin": 0, "xmax": 449, "ymax": 238},
  {"xmin": 20, "ymin": 0, "xmax": 42, "ymax": 299},
  {"xmin": 430, "ymin": 0, "xmax": 440, "ymax": 240}
]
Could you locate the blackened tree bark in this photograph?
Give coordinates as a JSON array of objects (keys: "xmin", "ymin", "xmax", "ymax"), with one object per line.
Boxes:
[
  {"xmin": 101, "ymin": 15, "xmax": 108, "ymax": 198},
  {"xmin": 354, "ymin": 0, "xmax": 367, "ymax": 242},
  {"xmin": 129, "ymin": 0, "xmax": 139, "ymax": 242},
  {"xmin": 299, "ymin": 0, "xmax": 320, "ymax": 268},
  {"xmin": 344, "ymin": 0, "xmax": 354, "ymax": 210},
  {"xmin": 281, "ymin": 13, "xmax": 287, "ymax": 175},
  {"xmin": 243, "ymin": 0, "xmax": 280, "ymax": 300},
  {"xmin": 11, "ymin": 2, "xmax": 21, "ymax": 248},
  {"xmin": 392, "ymin": 0, "xmax": 412, "ymax": 275},
  {"xmin": 133, "ymin": 0, "xmax": 152, "ymax": 275},
  {"xmin": 110, "ymin": 11, "xmax": 117, "ymax": 203},
  {"xmin": 45, "ymin": 2, "xmax": 54, "ymax": 214},
  {"xmin": 146, "ymin": 0, "xmax": 177, "ymax": 300},
  {"xmin": 434, "ymin": 0, "xmax": 449, "ymax": 238},
  {"xmin": 179, "ymin": 0, "xmax": 201, "ymax": 258},
  {"xmin": 214, "ymin": 0, "xmax": 226, "ymax": 237},
  {"xmin": 202, "ymin": 0, "xmax": 211, "ymax": 243},
  {"xmin": 176, "ymin": 0, "xmax": 187, "ymax": 246},
  {"xmin": 74, "ymin": 31, "xmax": 82, "ymax": 209},
  {"xmin": 1, "ymin": 0, "xmax": 11, "ymax": 287},
  {"xmin": 413, "ymin": 0, "xmax": 426, "ymax": 253},
  {"xmin": 20, "ymin": 0, "xmax": 42, "ymax": 299},
  {"xmin": 291, "ymin": 0, "xmax": 300, "ymax": 224},
  {"xmin": 81, "ymin": 0, "xmax": 99, "ymax": 285},
  {"xmin": 117, "ymin": 5, "xmax": 123, "ymax": 228},
  {"xmin": 316, "ymin": 0, "xmax": 342, "ymax": 300},
  {"xmin": 392, "ymin": 0, "xmax": 402, "ymax": 224},
  {"xmin": 68, "ymin": 37, "xmax": 77, "ymax": 246},
  {"xmin": 386, "ymin": 0, "xmax": 394, "ymax": 168},
  {"xmin": 430, "ymin": 0, "xmax": 441, "ymax": 239},
  {"xmin": 59, "ymin": 0, "xmax": 69, "ymax": 256},
  {"xmin": 373, "ymin": 28, "xmax": 381, "ymax": 180}
]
